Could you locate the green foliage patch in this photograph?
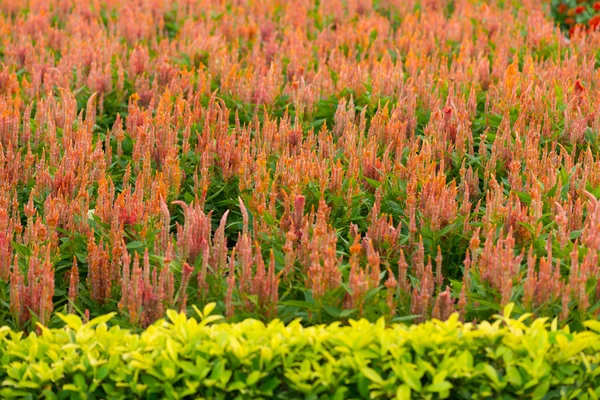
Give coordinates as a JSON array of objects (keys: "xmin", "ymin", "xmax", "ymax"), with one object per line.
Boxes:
[{"xmin": 1, "ymin": 305, "xmax": 600, "ymax": 399}]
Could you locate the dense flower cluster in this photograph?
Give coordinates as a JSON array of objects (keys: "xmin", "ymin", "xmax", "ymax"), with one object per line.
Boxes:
[
  {"xmin": 552, "ymin": 0, "xmax": 600, "ymax": 33},
  {"xmin": 0, "ymin": 0, "xmax": 599, "ymax": 330}
]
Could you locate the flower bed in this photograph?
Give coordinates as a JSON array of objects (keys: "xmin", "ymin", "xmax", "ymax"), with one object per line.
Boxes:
[{"xmin": 0, "ymin": 0, "xmax": 599, "ymax": 351}]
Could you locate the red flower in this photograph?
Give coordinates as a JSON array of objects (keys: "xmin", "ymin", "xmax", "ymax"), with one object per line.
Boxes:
[
  {"xmin": 558, "ymin": 4, "xmax": 569, "ymax": 14},
  {"xmin": 565, "ymin": 17, "xmax": 576, "ymax": 26},
  {"xmin": 590, "ymin": 15, "xmax": 600, "ymax": 30},
  {"xmin": 575, "ymin": 5, "xmax": 585, "ymax": 14},
  {"xmin": 594, "ymin": 2, "xmax": 600, "ymax": 11}
]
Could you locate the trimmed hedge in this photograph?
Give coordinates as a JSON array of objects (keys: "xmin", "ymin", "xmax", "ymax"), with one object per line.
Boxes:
[{"xmin": 1, "ymin": 305, "xmax": 600, "ymax": 399}]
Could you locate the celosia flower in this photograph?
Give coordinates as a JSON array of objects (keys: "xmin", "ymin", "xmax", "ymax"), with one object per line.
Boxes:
[{"xmin": 68, "ymin": 257, "xmax": 79, "ymax": 314}]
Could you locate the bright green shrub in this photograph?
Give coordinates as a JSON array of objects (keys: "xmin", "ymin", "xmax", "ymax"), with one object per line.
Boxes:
[{"xmin": 0, "ymin": 305, "xmax": 600, "ymax": 399}]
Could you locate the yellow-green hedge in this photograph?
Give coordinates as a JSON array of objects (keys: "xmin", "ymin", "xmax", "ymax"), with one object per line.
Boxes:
[{"xmin": 1, "ymin": 304, "xmax": 600, "ymax": 399}]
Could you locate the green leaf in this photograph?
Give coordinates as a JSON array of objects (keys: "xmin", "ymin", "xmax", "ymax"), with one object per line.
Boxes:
[
  {"xmin": 505, "ymin": 365, "xmax": 522, "ymax": 387},
  {"xmin": 203, "ymin": 303, "xmax": 217, "ymax": 318},
  {"xmin": 262, "ymin": 211, "xmax": 276, "ymax": 226},
  {"xmin": 532, "ymin": 379, "xmax": 550, "ymax": 399},
  {"xmin": 126, "ymin": 241, "xmax": 145, "ymax": 251},
  {"xmin": 514, "ymin": 191, "xmax": 531, "ymax": 206},
  {"xmin": 361, "ymin": 367, "xmax": 384, "ymax": 385},
  {"xmin": 279, "ymin": 300, "xmax": 317, "ymax": 311},
  {"xmin": 11, "ymin": 241, "xmax": 31, "ymax": 257},
  {"xmin": 323, "ymin": 305, "xmax": 342, "ymax": 318},
  {"xmin": 357, "ymin": 375, "xmax": 370, "ymax": 398},
  {"xmin": 426, "ymin": 381, "xmax": 453, "ymax": 392},
  {"xmin": 584, "ymin": 320, "xmax": 600, "ymax": 333},
  {"xmin": 258, "ymin": 377, "xmax": 280, "ymax": 393},
  {"xmin": 87, "ymin": 313, "xmax": 116, "ymax": 328},
  {"xmin": 396, "ymin": 385, "xmax": 411, "ymax": 400},
  {"xmin": 246, "ymin": 370, "xmax": 261, "ymax": 386},
  {"xmin": 400, "ymin": 367, "xmax": 422, "ymax": 391},
  {"xmin": 503, "ymin": 303, "xmax": 515, "ymax": 319},
  {"xmin": 56, "ymin": 313, "xmax": 83, "ymax": 330}
]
